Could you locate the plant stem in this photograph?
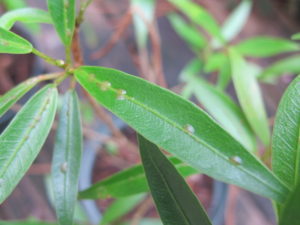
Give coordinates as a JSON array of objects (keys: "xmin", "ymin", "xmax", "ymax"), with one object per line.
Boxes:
[
  {"xmin": 65, "ymin": 45, "xmax": 73, "ymax": 66},
  {"xmin": 77, "ymin": 0, "xmax": 94, "ymax": 23},
  {"xmin": 32, "ymin": 48, "xmax": 66, "ymax": 69},
  {"xmin": 35, "ymin": 72, "xmax": 64, "ymax": 82}
]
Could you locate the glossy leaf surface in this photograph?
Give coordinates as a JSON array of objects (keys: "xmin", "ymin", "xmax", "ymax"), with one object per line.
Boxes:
[
  {"xmin": 229, "ymin": 48, "xmax": 270, "ymax": 145},
  {"xmin": 75, "ymin": 66, "xmax": 288, "ymax": 202},
  {"xmin": 168, "ymin": 0, "xmax": 224, "ymax": 42},
  {"xmin": 101, "ymin": 194, "xmax": 145, "ymax": 225},
  {"xmin": 79, "ymin": 157, "xmax": 197, "ymax": 199},
  {"xmin": 235, "ymin": 37, "xmax": 300, "ymax": 57},
  {"xmin": 0, "ymin": 8, "xmax": 52, "ymax": 30},
  {"xmin": 259, "ymin": 55, "xmax": 300, "ymax": 81},
  {"xmin": 0, "ymin": 77, "xmax": 39, "ymax": 117},
  {"xmin": 52, "ymin": 90, "xmax": 82, "ymax": 225},
  {"xmin": 272, "ymin": 75, "xmax": 300, "ymax": 188},
  {"xmin": 0, "ymin": 27, "xmax": 32, "ymax": 54},
  {"xmin": 138, "ymin": 134, "xmax": 212, "ymax": 225},
  {"xmin": 168, "ymin": 13, "xmax": 206, "ymax": 50},
  {"xmin": 279, "ymin": 180, "xmax": 300, "ymax": 225},
  {"xmin": 47, "ymin": 0, "xmax": 75, "ymax": 46},
  {"xmin": 0, "ymin": 85, "xmax": 58, "ymax": 203}
]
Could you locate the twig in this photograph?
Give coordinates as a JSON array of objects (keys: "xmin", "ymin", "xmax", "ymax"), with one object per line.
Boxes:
[
  {"xmin": 91, "ymin": 9, "xmax": 132, "ymax": 60},
  {"xmin": 71, "ymin": 26, "xmax": 84, "ymax": 67},
  {"xmin": 32, "ymin": 48, "xmax": 66, "ymax": 69}
]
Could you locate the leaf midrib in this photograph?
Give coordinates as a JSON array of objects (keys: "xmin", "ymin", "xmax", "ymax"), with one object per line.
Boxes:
[
  {"xmin": 147, "ymin": 150, "xmax": 191, "ymax": 225},
  {"xmin": 0, "ymin": 89, "xmax": 53, "ymax": 178},
  {"xmin": 63, "ymin": 92, "xmax": 73, "ymax": 220},
  {"xmin": 76, "ymin": 71, "xmax": 288, "ymax": 201},
  {"xmin": 128, "ymin": 95, "xmax": 285, "ymax": 198}
]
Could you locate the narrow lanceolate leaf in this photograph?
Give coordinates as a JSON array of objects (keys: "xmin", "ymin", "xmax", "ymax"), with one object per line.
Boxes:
[
  {"xmin": 52, "ymin": 90, "xmax": 82, "ymax": 225},
  {"xmin": 259, "ymin": 55, "xmax": 300, "ymax": 81},
  {"xmin": 0, "ymin": 8, "xmax": 52, "ymax": 30},
  {"xmin": 101, "ymin": 194, "xmax": 145, "ymax": 225},
  {"xmin": 221, "ymin": 0, "xmax": 252, "ymax": 42},
  {"xmin": 229, "ymin": 48, "xmax": 270, "ymax": 145},
  {"xmin": 235, "ymin": 37, "xmax": 300, "ymax": 57},
  {"xmin": 79, "ymin": 157, "xmax": 197, "ymax": 199},
  {"xmin": 0, "ymin": 85, "xmax": 58, "ymax": 204},
  {"xmin": 279, "ymin": 181, "xmax": 300, "ymax": 225},
  {"xmin": 167, "ymin": 0, "xmax": 224, "ymax": 42},
  {"xmin": 131, "ymin": 0, "xmax": 156, "ymax": 49},
  {"xmin": 138, "ymin": 135, "xmax": 212, "ymax": 225},
  {"xmin": 187, "ymin": 76, "xmax": 257, "ymax": 152},
  {"xmin": 272, "ymin": 75, "xmax": 300, "ymax": 188},
  {"xmin": 47, "ymin": 0, "xmax": 75, "ymax": 46},
  {"xmin": 0, "ymin": 27, "xmax": 32, "ymax": 54},
  {"xmin": 75, "ymin": 66, "xmax": 288, "ymax": 203},
  {"xmin": 168, "ymin": 13, "xmax": 206, "ymax": 50},
  {"xmin": 0, "ymin": 77, "xmax": 39, "ymax": 117}
]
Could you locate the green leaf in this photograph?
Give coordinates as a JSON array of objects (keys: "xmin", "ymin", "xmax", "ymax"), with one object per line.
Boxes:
[
  {"xmin": 52, "ymin": 90, "xmax": 82, "ymax": 225},
  {"xmin": 0, "ymin": 85, "xmax": 58, "ymax": 204},
  {"xmin": 259, "ymin": 55, "xmax": 300, "ymax": 81},
  {"xmin": 216, "ymin": 59, "xmax": 231, "ymax": 90},
  {"xmin": 204, "ymin": 53, "xmax": 227, "ymax": 73},
  {"xmin": 272, "ymin": 75, "xmax": 300, "ymax": 188},
  {"xmin": 0, "ymin": 27, "xmax": 32, "ymax": 54},
  {"xmin": 101, "ymin": 194, "xmax": 146, "ymax": 225},
  {"xmin": 228, "ymin": 48, "xmax": 270, "ymax": 145},
  {"xmin": 2, "ymin": 0, "xmax": 27, "ymax": 10},
  {"xmin": 168, "ymin": 13, "xmax": 206, "ymax": 50},
  {"xmin": 75, "ymin": 66, "xmax": 288, "ymax": 203},
  {"xmin": 79, "ymin": 157, "xmax": 197, "ymax": 199},
  {"xmin": 138, "ymin": 134, "xmax": 212, "ymax": 225},
  {"xmin": 187, "ymin": 75, "xmax": 257, "ymax": 152},
  {"xmin": 47, "ymin": 0, "xmax": 75, "ymax": 46},
  {"xmin": 221, "ymin": 0, "xmax": 252, "ymax": 42},
  {"xmin": 0, "ymin": 8, "xmax": 52, "ymax": 30},
  {"xmin": 131, "ymin": 0, "xmax": 156, "ymax": 49},
  {"xmin": 235, "ymin": 37, "xmax": 300, "ymax": 57},
  {"xmin": 291, "ymin": 32, "xmax": 300, "ymax": 40},
  {"xmin": 0, "ymin": 77, "xmax": 39, "ymax": 117},
  {"xmin": 279, "ymin": 180, "xmax": 300, "ymax": 225},
  {"xmin": 167, "ymin": 0, "xmax": 224, "ymax": 42}
]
